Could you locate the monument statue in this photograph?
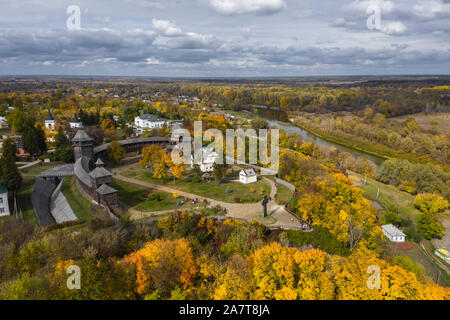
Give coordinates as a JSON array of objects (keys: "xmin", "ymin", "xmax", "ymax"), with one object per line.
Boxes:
[{"xmin": 261, "ymin": 195, "xmax": 272, "ymax": 218}]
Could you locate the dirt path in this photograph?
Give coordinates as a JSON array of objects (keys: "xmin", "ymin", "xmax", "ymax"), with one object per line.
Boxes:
[
  {"xmin": 18, "ymin": 160, "xmax": 42, "ymax": 170},
  {"xmin": 421, "ymin": 242, "xmax": 450, "ymax": 276},
  {"xmin": 114, "ymin": 174, "xmax": 303, "ymax": 228}
]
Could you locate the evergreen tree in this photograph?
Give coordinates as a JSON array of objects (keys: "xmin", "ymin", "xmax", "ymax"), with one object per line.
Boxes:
[
  {"xmin": 55, "ymin": 126, "xmax": 68, "ymax": 149},
  {"xmin": 22, "ymin": 119, "xmax": 47, "ymax": 157},
  {"xmin": 1, "ymin": 137, "xmax": 17, "ymax": 160},
  {"xmin": 1, "ymin": 154, "xmax": 22, "ymax": 194}
]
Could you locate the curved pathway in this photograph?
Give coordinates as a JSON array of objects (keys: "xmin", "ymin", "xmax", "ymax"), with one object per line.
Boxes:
[{"xmin": 113, "ymin": 174, "xmax": 303, "ymax": 228}]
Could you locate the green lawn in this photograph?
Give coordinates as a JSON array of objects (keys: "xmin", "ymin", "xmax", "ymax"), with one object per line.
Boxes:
[
  {"xmin": 348, "ymin": 172, "xmax": 420, "ymax": 223},
  {"xmin": 252, "ymin": 215, "xmax": 277, "ymax": 225},
  {"xmin": 385, "ymin": 242, "xmax": 449, "ymax": 287},
  {"xmin": 20, "ymin": 162, "xmax": 65, "ymax": 175},
  {"xmin": 121, "ymin": 167, "xmax": 271, "ymax": 203},
  {"xmin": 61, "ymin": 176, "xmax": 94, "ymax": 223},
  {"xmin": 15, "ymin": 177, "xmax": 36, "ymax": 224},
  {"xmin": 112, "ymin": 179, "xmax": 183, "ymax": 212},
  {"xmin": 275, "ymin": 183, "xmax": 294, "ymax": 205}
]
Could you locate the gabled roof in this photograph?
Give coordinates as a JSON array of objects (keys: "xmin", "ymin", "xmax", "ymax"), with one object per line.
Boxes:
[
  {"xmin": 382, "ymin": 224, "xmax": 406, "ymax": 237},
  {"xmin": 89, "ymin": 166, "xmax": 112, "ymax": 179},
  {"xmin": 95, "ymin": 158, "xmax": 105, "ymax": 166},
  {"xmin": 96, "ymin": 184, "xmax": 117, "ymax": 195},
  {"xmin": 137, "ymin": 114, "xmax": 166, "ymax": 122},
  {"xmin": 72, "ymin": 130, "xmax": 93, "ymax": 143},
  {"xmin": 240, "ymin": 169, "xmax": 257, "ymax": 177}
]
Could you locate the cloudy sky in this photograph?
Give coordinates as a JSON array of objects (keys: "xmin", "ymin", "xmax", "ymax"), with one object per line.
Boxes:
[{"xmin": 0, "ymin": 0, "xmax": 449, "ymax": 76}]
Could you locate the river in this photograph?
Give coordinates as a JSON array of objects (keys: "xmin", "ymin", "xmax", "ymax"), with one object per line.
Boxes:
[{"xmin": 267, "ymin": 120, "xmax": 386, "ymax": 171}]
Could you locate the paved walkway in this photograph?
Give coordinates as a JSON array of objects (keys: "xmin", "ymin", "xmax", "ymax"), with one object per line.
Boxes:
[{"xmin": 114, "ymin": 174, "xmax": 303, "ymax": 228}]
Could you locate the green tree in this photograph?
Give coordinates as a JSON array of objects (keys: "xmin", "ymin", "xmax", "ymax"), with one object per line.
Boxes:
[
  {"xmin": 22, "ymin": 119, "xmax": 47, "ymax": 157},
  {"xmin": 107, "ymin": 141, "xmax": 126, "ymax": 164},
  {"xmin": 6, "ymin": 109, "xmax": 26, "ymax": 133},
  {"xmin": 251, "ymin": 118, "xmax": 269, "ymax": 131},
  {"xmin": 1, "ymin": 137, "xmax": 17, "ymax": 160},
  {"xmin": 1, "ymin": 154, "xmax": 22, "ymax": 194},
  {"xmin": 212, "ymin": 163, "xmax": 227, "ymax": 185},
  {"xmin": 414, "ymin": 193, "xmax": 449, "ymax": 215},
  {"xmin": 55, "ymin": 127, "xmax": 68, "ymax": 149},
  {"xmin": 417, "ymin": 214, "xmax": 445, "ymax": 240}
]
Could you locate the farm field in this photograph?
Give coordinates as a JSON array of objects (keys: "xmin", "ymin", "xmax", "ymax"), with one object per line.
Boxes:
[{"xmin": 393, "ymin": 112, "xmax": 450, "ymax": 135}]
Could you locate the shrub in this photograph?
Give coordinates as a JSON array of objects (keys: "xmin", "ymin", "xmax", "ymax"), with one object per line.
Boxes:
[
  {"xmin": 89, "ymin": 218, "xmax": 114, "ymax": 231},
  {"xmin": 392, "ymin": 255, "xmax": 424, "ymax": 281},
  {"xmin": 414, "ymin": 193, "xmax": 449, "ymax": 215},
  {"xmin": 287, "ymin": 227, "xmax": 350, "ymax": 256},
  {"xmin": 380, "ymin": 210, "xmax": 401, "ymax": 226}
]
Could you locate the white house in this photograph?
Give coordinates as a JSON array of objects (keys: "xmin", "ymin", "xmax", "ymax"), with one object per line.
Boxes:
[
  {"xmin": 381, "ymin": 224, "xmax": 406, "ymax": 243},
  {"xmin": 191, "ymin": 147, "xmax": 221, "ymax": 173},
  {"xmin": 134, "ymin": 114, "xmax": 166, "ymax": 130},
  {"xmin": 0, "ymin": 181, "xmax": 10, "ymax": 217},
  {"xmin": 44, "ymin": 109, "xmax": 56, "ymax": 130},
  {"xmin": 239, "ymin": 169, "xmax": 258, "ymax": 184},
  {"xmin": 70, "ymin": 113, "xmax": 83, "ymax": 129}
]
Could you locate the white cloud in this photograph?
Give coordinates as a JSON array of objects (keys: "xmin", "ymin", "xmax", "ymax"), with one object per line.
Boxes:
[
  {"xmin": 413, "ymin": 0, "xmax": 450, "ymax": 19},
  {"xmin": 152, "ymin": 19, "xmax": 183, "ymax": 36},
  {"xmin": 347, "ymin": 0, "xmax": 394, "ymax": 13},
  {"xmin": 145, "ymin": 58, "xmax": 160, "ymax": 64},
  {"xmin": 380, "ymin": 21, "xmax": 407, "ymax": 34},
  {"xmin": 210, "ymin": 0, "xmax": 286, "ymax": 16}
]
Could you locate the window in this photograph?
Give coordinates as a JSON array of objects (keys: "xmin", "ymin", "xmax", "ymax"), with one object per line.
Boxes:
[
  {"xmin": 0, "ymin": 198, "xmax": 3, "ymax": 203},
  {"xmin": 0, "ymin": 208, "xmax": 4, "ymax": 213}
]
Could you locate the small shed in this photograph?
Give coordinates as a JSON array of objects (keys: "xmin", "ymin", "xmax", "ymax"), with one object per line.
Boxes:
[{"xmin": 239, "ymin": 169, "xmax": 257, "ymax": 184}]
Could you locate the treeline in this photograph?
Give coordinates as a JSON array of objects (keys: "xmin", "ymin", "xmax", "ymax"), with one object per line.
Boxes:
[
  {"xmin": 297, "ymin": 112, "xmax": 450, "ymax": 167},
  {"xmin": 378, "ymin": 159, "xmax": 450, "ymax": 199},
  {"xmin": 278, "ymin": 128, "xmax": 376, "ymax": 178},
  {"xmin": 0, "ymin": 214, "xmax": 448, "ymax": 300},
  {"xmin": 165, "ymin": 83, "xmax": 449, "ymax": 117}
]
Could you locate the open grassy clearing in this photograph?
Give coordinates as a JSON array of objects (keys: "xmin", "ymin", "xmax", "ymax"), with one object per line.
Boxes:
[
  {"xmin": 274, "ymin": 183, "xmax": 294, "ymax": 205},
  {"xmin": 384, "ymin": 241, "xmax": 449, "ymax": 287},
  {"xmin": 61, "ymin": 176, "xmax": 95, "ymax": 224},
  {"xmin": 348, "ymin": 171, "xmax": 420, "ymax": 223},
  {"xmin": 120, "ymin": 164, "xmax": 272, "ymax": 203},
  {"xmin": 112, "ymin": 179, "xmax": 183, "ymax": 212},
  {"xmin": 393, "ymin": 112, "xmax": 450, "ymax": 135},
  {"xmin": 15, "ymin": 177, "xmax": 36, "ymax": 224}
]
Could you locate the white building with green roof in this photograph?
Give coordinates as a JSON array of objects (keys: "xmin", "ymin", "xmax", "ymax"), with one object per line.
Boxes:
[{"xmin": 0, "ymin": 181, "xmax": 10, "ymax": 217}]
